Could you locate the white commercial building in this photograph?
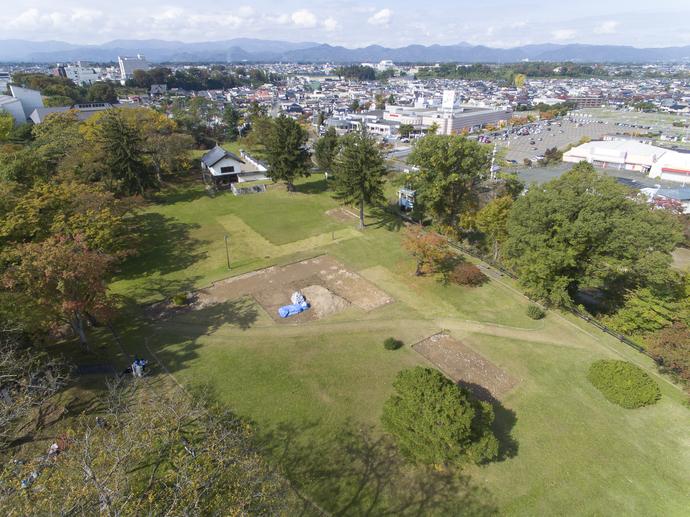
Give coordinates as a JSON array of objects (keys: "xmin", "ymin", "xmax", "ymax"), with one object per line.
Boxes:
[
  {"xmin": 118, "ymin": 55, "xmax": 150, "ymax": 84},
  {"xmin": 382, "ymin": 103, "xmax": 513, "ymax": 136},
  {"xmin": 563, "ymin": 139, "xmax": 690, "ymax": 183},
  {"xmin": 56, "ymin": 62, "xmax": 101, "ymax": 85}
]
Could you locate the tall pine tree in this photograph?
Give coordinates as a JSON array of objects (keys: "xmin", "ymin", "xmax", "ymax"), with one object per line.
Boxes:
[
  {"xmin": 98, "ymin": 109, "xmax": 156, "ymax": 196},
  {"xmin": 265, "ymin": 114, "xmax": 310, "ymax": 192},
  {"xmin": 331, "ymin": 131, "xmax": 387, "ymax": 229}
]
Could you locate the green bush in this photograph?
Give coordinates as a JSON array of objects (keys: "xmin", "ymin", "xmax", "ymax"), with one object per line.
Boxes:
[
  {"xmin": 173, "ymin": 292, "xmax": 188, "ymax": 306},
  {"xmin": 526, "ymin": 305, "xmax": 545, "ymax": 320},
  {"xmin": 383, "ymin": 337, "xmax": 401, "ymax": 351},
  {"xmin": 587, "ymin": 359, "xmax": 661, "ymax": 409}
]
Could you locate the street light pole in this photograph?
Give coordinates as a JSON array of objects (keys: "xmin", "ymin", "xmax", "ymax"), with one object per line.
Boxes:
[{"xmin": 224, "ymin": 235, "xmax": 230, "ymax": 270}]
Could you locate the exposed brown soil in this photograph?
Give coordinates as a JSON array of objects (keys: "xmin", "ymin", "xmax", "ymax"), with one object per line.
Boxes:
[
  {"xmin": 325, "ymin": 208, "xmax": 359, "ymax": 222},
  {"xmin": 412, "ymin": 332, "xmax": 518, "ymax": 402},
  {"xmin": 142, "ymin": 255, "xmax": 395, "ymax": 324}
]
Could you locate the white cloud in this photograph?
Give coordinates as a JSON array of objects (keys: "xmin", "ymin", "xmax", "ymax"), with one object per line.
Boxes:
[
  {"xmin": 270, "ymin": 13, "xmax": 291, "ymax": 25},
  {"xmin": 551, "ymin": 29, "xmax": 576, "ymax": 40},
  {"xmin": 292, "ymin": 9, "xmax": 318, "ymax": 27},
  {"xmin": 237, "ymin": 6, "xmax": 255, "ymax": 18},
  {"xmin": 9, "ymin": 9, "xmax": 41, "ymax": 27},
  {"xmin": 220, "ymin": 15, "xmax": 244, "ymax": 28},
  {"xmin": 487, "ymin": 27, "xmax": 494, "ymax": 36},
  {"xmin": 367, "ymin": 8, "xmax": 393, "ymax": 25},
  {"xmin": 511, "ymin": 20, "xmax": 529, "ymax": 29},
  {"xmin": 323, "ymin": 17, "xmax": 339, "ymax": 31},
  {"xmin": 594, "ymin": 21, "xmax": 618, "ymax": 34}
]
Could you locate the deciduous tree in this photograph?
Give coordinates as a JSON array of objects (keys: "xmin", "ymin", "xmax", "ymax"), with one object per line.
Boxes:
[
  {"xmin": 398, "ymin": 124, "xmax": 413, "ymax": 138},
  {"xmin": 4, "ymin": 377, "xmax": 288, "ymax": 515},
  {"xmin": 331, "ymin": 131, "xmax": 387, "ymax": 229},
  {"xmin": 0, "ymin": 180, "xmax": 141, "ymax": 254},
  {"xmin": 381, "ymin": 366, "xmax": 499, "ymax": 468},
  {"xmin": 407, "ymin": 134, "xmax": 491, "ymax": 229},
  {"xmin": 1, "ymin": 234, "xmax": 128, "ymax": 353},
  {"xmin": 503, "ymin": 162, "xmax": 683, "ymax": 305},
  {"xmin": 399, "ymin": 223, "xmax": 450, "ymax": 276},
  {"xmin": 0, "ymin": 325, "xmax": 72, "ymax": 449},
  {"xmin": 0, "ymin": 111, "xmax": 13, "ymax": 142},
  {"xmin": 86, "ymin": 82, "xmax": 118, "ymax": 103},
  {"xmin": 646, "ymin": 322, "xmax": 690, "ymax": 380},
  {"xmin": 476, "ymin": 196, "xmax": 513, "ymax": 260}
]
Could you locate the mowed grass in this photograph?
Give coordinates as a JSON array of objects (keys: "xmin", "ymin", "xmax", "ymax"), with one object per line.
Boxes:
[
  {"xmin": 103, "ymin": 175, "xmax": 690, "ymax": 516},
  {"xmin": 110, "ymin": 176, "xmax": 351, "ymax": 304}
]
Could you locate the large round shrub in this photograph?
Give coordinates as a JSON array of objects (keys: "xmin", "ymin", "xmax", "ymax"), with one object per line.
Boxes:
[
  {"xmin": 173, "ymin": 292, "xmax": 188, "ymax": 306},
  {"xmin": 587, "ymin": 359, "xmax": 661, "ymax": 409},
  {"xmin": 381, "ymin": 366, "xmax": 498, "ymax": 467}
]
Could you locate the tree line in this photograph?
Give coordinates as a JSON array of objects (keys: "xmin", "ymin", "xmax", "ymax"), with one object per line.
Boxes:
[
  {"xmin": 416, "ymin": 62, "xmax": 608, "ymax": 82},
  {"xmin": 384, "ymin": 135, "xmax": 690, "ymax": 386},
  {"xmin": 125, "ymin": 66, "xmax": 280, "ymax": 91}
]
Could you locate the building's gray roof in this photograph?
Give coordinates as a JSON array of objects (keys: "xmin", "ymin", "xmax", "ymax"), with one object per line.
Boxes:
[
  {"xmin": 657, "ymin": 187, "xmax": 690, "ymax": 200},
  {"xmin": 29, "ymin": 106, "xmax": 71, "ymax": 124},
  {"xmin": 200, "ymin": 145, "xmax": 245, "ymax": 167}
]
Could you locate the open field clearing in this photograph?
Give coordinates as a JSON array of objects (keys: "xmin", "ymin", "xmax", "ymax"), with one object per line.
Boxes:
[{"xmin": 77, "ymin": 176, "xmax": 690, "ymax": 515}]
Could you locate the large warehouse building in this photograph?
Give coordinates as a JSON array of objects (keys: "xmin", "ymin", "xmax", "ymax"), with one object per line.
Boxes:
[{"xmin": 563, "ymin": 140, "xmax": 690, "ymax": 183}]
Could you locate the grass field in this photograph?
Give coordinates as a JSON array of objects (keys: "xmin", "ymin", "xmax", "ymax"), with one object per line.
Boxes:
[{"xmin": 87, "ymin": 174, "xmax": 690, "ymax": 515}]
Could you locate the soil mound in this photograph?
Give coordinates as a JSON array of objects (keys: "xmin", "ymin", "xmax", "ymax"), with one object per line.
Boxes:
[{"xmin": 301, "ymin": 285, "xmax": 351, "ymax": 319}]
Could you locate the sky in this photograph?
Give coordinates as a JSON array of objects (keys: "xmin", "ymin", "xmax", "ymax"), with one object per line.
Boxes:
[{"xmin": 3, "ymin": 1, "xmax": 690, "ymax": 49}]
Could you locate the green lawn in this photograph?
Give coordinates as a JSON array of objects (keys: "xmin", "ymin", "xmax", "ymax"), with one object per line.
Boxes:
[{"xmin": 99, "ymin": 175, "xmax": 690, "ymax": 516}]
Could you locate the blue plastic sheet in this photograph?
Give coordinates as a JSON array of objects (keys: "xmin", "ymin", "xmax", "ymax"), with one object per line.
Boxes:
[{"xmin": 278, "ymin": 301, "xmax": 309, "ymax": 318}]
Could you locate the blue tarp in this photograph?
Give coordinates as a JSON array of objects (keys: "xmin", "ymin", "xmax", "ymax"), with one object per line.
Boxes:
[{"xmin": 278, "ymin": 301, "xmax": 309, "ymax": 318}]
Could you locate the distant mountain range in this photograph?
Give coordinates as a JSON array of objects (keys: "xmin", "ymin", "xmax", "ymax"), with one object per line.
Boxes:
[{"xmin": 1, "ymin": 38, "xmax": 689, "ymax": 64}]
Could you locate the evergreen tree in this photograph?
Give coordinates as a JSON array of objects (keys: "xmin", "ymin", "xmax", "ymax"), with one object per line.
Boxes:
[
  {"xmin": 98, "ymin": 110, "xmax": 156, "ymax": 196},
  {"xmin": 331, "ymin": 131, "xmax": 387, "ymax": 229},
  {"xmin": 381, "ymin": 366, "xmax": 499, "ymax": 467},
  {"xmin": 313, "ymin": 127, "xmax": 339, "ymax": 173},
  {"xmin": 264, "ymin": 114, "xmax": 310, "ymax": 192}
]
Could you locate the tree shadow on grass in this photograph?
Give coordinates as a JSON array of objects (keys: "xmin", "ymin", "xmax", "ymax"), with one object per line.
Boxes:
[
  {"xmin": 118, "ymin": 213, "xmax": 209, "ymax": 281},
  {"xmin": 453, "ymin": 383, "xmax": 519, "ymax": 464},
  {"xmin": 488, "ymin": 402, "xmax": 519, "ymax": 463},
  {"xmin": 367, "ymin": 205, "xmax": 406, "ymax": 232},
  {"xmin": 294, "ymin": 178, "xmax": 328, "ymax": 195},
  {"xmin": 261, "ymin": 419, "xmax": 499, "ymax": 516},
  {"xmin": 172, "ymin": 296, "xmax": 260, "ymax": 332}
]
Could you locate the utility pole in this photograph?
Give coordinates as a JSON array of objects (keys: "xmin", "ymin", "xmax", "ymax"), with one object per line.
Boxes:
[{"xmin": 224, "ymin": 235, "xmax": 230, "ymax": 270}]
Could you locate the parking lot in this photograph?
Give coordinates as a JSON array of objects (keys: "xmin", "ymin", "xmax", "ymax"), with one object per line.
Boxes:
[{"xmin": 499, "ymin": 118, "xmax": 613, "ymax": 163}]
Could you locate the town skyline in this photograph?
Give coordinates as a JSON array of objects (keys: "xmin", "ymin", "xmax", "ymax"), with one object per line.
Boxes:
[{"xmin": 3, "ymin": 1, "xmax": 689, "ymax": 50}]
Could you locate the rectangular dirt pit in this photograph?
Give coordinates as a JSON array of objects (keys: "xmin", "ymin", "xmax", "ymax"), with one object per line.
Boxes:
[
  {"xmin": 142, "ymin": 255, "xmax": 395, "ymax": 324},
  {"xmin": 412, "ymin": 332, "xmax": 518, "ymax": 401}
]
